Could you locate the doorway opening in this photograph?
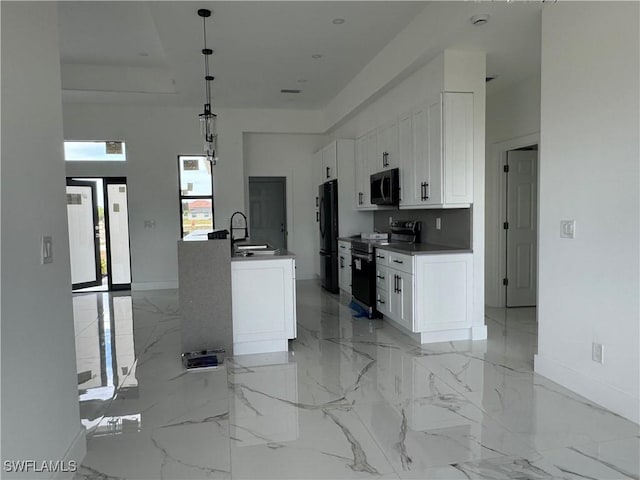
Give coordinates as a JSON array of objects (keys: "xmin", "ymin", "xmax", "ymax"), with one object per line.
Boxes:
[
  {"xmin": 248, "ymin": 177, "xmax": 287, "ymax": 250},
  {"xmin": 66, "ymin": 177, "xmax": 132, "ymax": 292},
  {"xmin": 504, "ymin": 145, "xmax": 538, "ymax": 307}
]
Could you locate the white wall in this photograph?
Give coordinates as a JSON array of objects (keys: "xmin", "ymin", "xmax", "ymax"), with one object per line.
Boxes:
[
  {"xmin": 535, "ymin": 2, "xmax": 639, "ymax": 423},
  {"xmin": 485, "ymin": 75, "xmax": 541, "ymax": 306},
  {"xmin": 64, "ymin": 104, "xmax": 323, "ymax": 289},
  {"xmin": 243, "ymin": 133, "xmax": 324, "ymax": 279},
  {"xmin": 1, "ymin": 2, "xmax": 86, "ymax": 475},
  {"xmin": 329, "ymin": 50, "xmax": 487, "ymax": 333}
]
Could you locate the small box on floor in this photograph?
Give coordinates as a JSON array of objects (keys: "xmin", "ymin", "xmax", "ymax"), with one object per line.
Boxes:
[{"xmin": 181, "ymin": 349, "xmax": 225, "ymax": 371}]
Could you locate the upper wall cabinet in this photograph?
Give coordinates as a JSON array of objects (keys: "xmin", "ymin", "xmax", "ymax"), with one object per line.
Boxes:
[
  {"xmin": 399, "ymin": 91, "xmax": 474, "ymax": 209},
  {"xmin": 376, "ymin": 119, "xmax": 399, "ymax": 172},
  {"xmin": 320, "ymin": 142, "xmax": 338, "ymax": 182}
]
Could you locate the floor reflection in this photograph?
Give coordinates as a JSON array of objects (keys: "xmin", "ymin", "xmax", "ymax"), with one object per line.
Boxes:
[{"xmin": 74, "ymin": 292, "xmax": 138, "ymax": 433}]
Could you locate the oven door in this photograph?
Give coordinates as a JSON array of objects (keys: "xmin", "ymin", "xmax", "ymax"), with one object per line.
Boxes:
[{"xmin": 351, "ymin": 251, "xmax": 375, "ymax": 308}]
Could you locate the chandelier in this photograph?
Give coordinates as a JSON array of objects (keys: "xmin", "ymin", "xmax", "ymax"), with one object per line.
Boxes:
[{"xmin": 198, "ymin": 9, "xmax": 217, "ymax": 164}]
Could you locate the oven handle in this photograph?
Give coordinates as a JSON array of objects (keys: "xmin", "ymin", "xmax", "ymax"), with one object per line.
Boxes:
[{"xmin": 351, "ymin": 251, "xmax": 373, "ymax": 262}]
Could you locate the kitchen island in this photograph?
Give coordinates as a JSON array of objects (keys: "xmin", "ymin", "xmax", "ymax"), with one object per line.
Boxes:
[
  {"xmin": 231, "ymin": 250, "xmax": 297, "ymax": 355},
  {"xmin": 178, "ymin": 235, "xmax": 296, "ymax": 357}
]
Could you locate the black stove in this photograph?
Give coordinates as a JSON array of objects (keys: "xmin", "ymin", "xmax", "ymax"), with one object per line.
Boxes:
[{"xmin": 351, "ymin": 221, "xmax": 421, "ymax": 318}]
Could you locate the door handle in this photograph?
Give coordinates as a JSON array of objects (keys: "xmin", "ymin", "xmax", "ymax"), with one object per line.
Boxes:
[
  {"xmin": 394, "ymin": 274, "xmax": 399, "ymax": 293},
  {"xmin": 392, "ymin": 259, "xmax": 403, "ymax": 264},
  {"xmin": 316, "ymin": 211, "xmax": 319, "ymax": 222},
  {"xmin": 358, "ymin": 192, "xmax": 363, "ymax": 205},
  {"xmin": 397, "ymin": 276, "xmax": 402, "ymax": 293},
  {"xmin": 326, "ymin": 166, "xmax": 330, "ymax": 178},
  {"xmin": 383, "ymin": 151, "xmax": 389, "ymax": 167}
]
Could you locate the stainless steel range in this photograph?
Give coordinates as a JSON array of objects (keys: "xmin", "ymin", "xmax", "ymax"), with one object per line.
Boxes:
[{"xmin": 351, "ymin": 221, "xmax": 421, "ymax": 318}]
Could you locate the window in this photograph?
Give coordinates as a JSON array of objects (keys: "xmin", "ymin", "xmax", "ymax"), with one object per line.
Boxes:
[
  {"xmin": 64, "ymin": 141, "xmax": 126, "ymax": 161},
  {"xmin": 178, "ymin": 155, "xmax": 214, "ymax": 237}
]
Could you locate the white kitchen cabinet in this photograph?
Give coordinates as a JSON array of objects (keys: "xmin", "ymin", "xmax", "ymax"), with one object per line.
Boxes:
[
  {"xmin": 388, "ymin": 269, "xmax": 413, "ymax": 332},
  {"xmin": 338, "ymin": 240, "xmax": 352, "ymax": 294},
  {"xmin": 376, "ymin": 119, "xmax": 398, "ymax": 171},
  {"xmin": 375, "ymin": 264, "xmax": 391, "ymax": 317},
  {"xmin": 231, "ymin": 257, "xmax": 296, "ymax": 355},
  {"xmin": 375, "ymin": 248, "xmax": 473, "ymax": 343},
  {"xmin": 399, "ymin": 92, "xmax": 473, "ymax": 209},
  {"xmin": 354, "ymin": 134, "xmax": 376, "ymax": 210},
  {"xmin": 321, "ymin": 143, "xmax": 338, "ymax": 182},
  {"xmin": 413, "ymin": 253, "xmax": 472, "ymax": 332}
]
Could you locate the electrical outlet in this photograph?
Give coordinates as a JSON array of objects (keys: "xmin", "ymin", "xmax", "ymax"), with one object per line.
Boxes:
[
  {"xmin": 592, "ymin": 342, "xmax": 604, "ymax": 364},
  {"xmin": 42, "ymin": 235, "xmax": 53, "ymax": 264},
  {"xmin": 435, "ymin": 217, "xmax": 441, "ymax": 230},
  {"xmin": 560, "ymin": 220, "xmax": 575, "ymax": 238}
]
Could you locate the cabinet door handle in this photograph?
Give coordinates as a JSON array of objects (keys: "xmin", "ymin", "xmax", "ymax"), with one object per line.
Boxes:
[
  {"xmin": 376, "ymin": 274, "xmax": 385, "ymax": 280},
  {"xmin": 382, "ymin": 151, "xmax": 389, "ymax": 167},
  {"xmin": 377, "ymin": 298, "xmax": 385, "ymax": 305},
  {"xmin": 316, "ymin": 211, "xmax": 319, "ymax": 222},
  {"xmin": 340, "ymin": 257, "xmax": 344, "ymax": 268},
  {"xmin": 397, "ymin": 276, "xmax": 402, "ymax": 293},
  {"xmin": 358, "ymin": 192, "xmax": 363, "ymax": 205},
  {"xmin": 376, "ymin": 254, "xmax": 385, "ymax": 259},
  {"xmin": 315, "ymin": 196, "xmax": 319, "ymax": 207},
  {"xmin": 425, "ymin": 182, "xmax": 429, "ymax": 200},
  {"xmin": 326, "ymin": 166, "xmax": 330, "ymax": 178},
  {"xmin": 392, "ymin": 259, "xmax": 403, "ymax": 264}
]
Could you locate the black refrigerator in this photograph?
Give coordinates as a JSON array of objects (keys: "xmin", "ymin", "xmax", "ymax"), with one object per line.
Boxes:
[{"xmin": 319, "ymin": 179, "xmax": 339, "ymax": 293}]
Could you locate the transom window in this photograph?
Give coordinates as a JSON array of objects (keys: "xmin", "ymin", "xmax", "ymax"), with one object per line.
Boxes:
[{"xmin": 64, "ymin": 141, "xmax": 127, "ymax": 161}]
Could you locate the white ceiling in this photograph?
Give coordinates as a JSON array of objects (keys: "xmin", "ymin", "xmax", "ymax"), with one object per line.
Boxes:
[{"xmin": 58, "ymin": 1, "xmax": 542, "ymax": 110}]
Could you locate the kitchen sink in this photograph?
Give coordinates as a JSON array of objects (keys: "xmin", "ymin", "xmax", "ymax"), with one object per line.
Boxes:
[{"xmin": 234, "ymin": 243, "xmax": 279, "ymax": 255}]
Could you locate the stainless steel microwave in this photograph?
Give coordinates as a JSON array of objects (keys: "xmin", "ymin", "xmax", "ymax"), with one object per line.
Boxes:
[{"xmin": 370, "ymin": 168, "xmax": 400, "ymax": 206}]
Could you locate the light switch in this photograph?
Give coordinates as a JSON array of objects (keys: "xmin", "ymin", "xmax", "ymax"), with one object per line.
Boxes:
[
  {"xmin": 560, "ymin": 220, "xmax": 575, "ymax": 239},
  {"xmin": 42, "ymin": 235, "xmax": 53, "ymax": 264}
]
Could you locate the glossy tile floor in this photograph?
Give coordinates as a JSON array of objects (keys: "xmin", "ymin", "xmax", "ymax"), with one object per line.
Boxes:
[{"xmin": 73, "ymin": 282, "xmax": 639, "ymax": 479}]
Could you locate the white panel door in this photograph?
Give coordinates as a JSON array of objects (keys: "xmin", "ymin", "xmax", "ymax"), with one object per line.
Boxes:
[
  {"xmin": 66, "ymin": 180, "xmax": 101, "ymax": 289},
  {"xmin": 506, "ymin": 150, "xmax": 538, "ymax": 307}
]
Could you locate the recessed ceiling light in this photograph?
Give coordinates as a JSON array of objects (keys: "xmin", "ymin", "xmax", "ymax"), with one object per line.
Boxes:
[
  {"xmin": 280, "ymin": 89, "xmax": 301, "ymax": 94},
  {"xmin": 297, "ymin": 79, "xmax": 307, "ymax": 83},
  {"xmin": 311, "ymin": 54, "xmax": 323, "ymax": 59},
  {"xmin": 332, "ymin": 18, "xmax": 345, "ymax": 25},
  {"xmin": 470, "ymin": 14, "xmax": 490, "ymax": 26}
]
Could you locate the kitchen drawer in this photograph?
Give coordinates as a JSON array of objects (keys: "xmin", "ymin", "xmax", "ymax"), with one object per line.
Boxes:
[
  {"xmin": 338, "ymin": 241, "xmax": 352, "ymax": 252},
  {"xmin": 376, "ymin": 264, "xmax": 389, "ymax": 290},
  {"xmin": 376, "ymin": 288, "xmax": 390, "ymax": 317},
  {"xmin": 375, "ymin": 249, "xmax": 388, "ymax": 265},
  {"xmin": 386, "ymin": 251, "xmax": 413, "ymax": 274}
]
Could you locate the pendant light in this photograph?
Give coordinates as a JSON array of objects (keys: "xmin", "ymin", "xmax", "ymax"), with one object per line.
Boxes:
[{"xmin": 198, "ymin": 9, "xmax": 217, "ymax": 164}]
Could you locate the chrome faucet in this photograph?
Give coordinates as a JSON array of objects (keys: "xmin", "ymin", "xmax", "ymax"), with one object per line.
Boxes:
[{"xmin": 229, "ymin": 211, "xmax": 249, "ymax": 252}]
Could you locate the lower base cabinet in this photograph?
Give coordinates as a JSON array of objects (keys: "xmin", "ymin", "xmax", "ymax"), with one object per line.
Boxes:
[
  {"xmin": 231, "ymin": 257, "xmax": 297, "ymax": 355},
  {"xmin": 376, "ymin": 249, "xmax": 473, "ymax": 342}
]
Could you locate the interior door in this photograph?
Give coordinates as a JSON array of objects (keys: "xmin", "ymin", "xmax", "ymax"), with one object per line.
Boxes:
[
  {"xmin": 248, "ymin": 177, "xmax": 287, "ymax": 250},
  {"xmin": 66, "ymin": 179, "xmax": 102, "ymax": 289},
  {"xmin": 506, "ymin": 150, "xmax": 538, "ymax": 307}
]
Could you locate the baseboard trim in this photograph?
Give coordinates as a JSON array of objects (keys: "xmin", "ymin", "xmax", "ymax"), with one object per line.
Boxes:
[
  {"xmin": 295, "ymin": 273, "xmax": 317, "ymax": 281},
  {"xmin": 534, "ymin": 353, "xmax": 640, "ymax": 424},
  {"xmin": 472, "ymin": 325, "xmax": 488, "ymax": 340},
  {"xmin": 51, "ymin": 426, "xmax": 86, "ymax": 479},
  {"xmin": 132, "ymin": 281, "xmax": 178, "ymax": 291}
]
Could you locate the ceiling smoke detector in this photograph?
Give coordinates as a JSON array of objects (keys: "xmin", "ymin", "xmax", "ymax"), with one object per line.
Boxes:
[{"xmin": 470, "ymin": 14, "xmax": 490, "ymax": 26}]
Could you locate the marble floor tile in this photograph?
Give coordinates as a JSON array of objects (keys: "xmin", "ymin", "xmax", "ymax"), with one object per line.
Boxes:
[{"xmin": 72, "ymin": 281, "xmax": 638, "ymax": 480}]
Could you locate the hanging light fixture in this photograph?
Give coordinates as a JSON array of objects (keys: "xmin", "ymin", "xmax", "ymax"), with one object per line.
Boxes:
[{"xmin": 198, "ymin": 8, "xmax": 217, "ymax": 164}]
